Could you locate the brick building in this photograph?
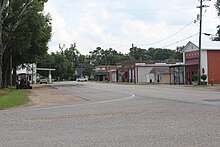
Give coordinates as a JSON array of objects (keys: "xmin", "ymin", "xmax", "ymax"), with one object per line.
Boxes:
[{"xmin": 94, "ymin": 65, "xmax": 117, "ymax": 82}]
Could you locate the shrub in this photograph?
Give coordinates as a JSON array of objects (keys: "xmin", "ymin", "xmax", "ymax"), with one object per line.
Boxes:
[
  {"xmin": 201, "ymin": 74, "xmax": 207, "ymax": 81},
  {"xmin": 192, "ymin": 74, "xmax": 199, "ymax": 81}
]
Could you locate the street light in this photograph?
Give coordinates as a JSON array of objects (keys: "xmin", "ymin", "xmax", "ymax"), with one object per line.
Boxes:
[{"xmin": 203, "ymin": 33, "xmax": 218, "ymax": 40}]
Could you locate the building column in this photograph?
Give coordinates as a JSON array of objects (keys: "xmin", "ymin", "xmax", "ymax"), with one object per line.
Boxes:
[{"xmin": 49, "ymin": 70, "xmax": 52, "ymax": 83}]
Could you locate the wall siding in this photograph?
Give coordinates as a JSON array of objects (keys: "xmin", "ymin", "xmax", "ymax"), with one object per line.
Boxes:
[{"xmin": 207, "ymin": 51, "xmax": 220, "ymax": 84}]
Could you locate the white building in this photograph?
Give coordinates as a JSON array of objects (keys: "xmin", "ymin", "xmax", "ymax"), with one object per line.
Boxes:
[{"xmin": 17, "ymin": 64, "xmax": 55, "ymax": 84}]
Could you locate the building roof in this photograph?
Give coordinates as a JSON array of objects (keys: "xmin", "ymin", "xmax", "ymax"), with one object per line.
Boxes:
[
  {"xmin": 201, "ymin": 41, "xmax": 220, "ymax": 50},
  {"xmin": 136, "ymin": 62, "xmax": 179, "ymax": 67},
  {"xmin": 181, "ymin": 41, "xmax": 198, "ymax": 53},
  {"xmin": 182, "ymin": 41, "xmax": 220, "ymax": 53}
]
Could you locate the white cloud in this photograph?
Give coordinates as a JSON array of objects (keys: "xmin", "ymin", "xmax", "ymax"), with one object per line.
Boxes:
[{"xmin": 45, "ymin": 0, "xmax": 219, "ymax": 54}]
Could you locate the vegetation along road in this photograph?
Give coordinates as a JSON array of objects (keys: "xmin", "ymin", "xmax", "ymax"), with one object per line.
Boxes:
[
  {"xmin": 0, "ymin": 88, "xmax": 29, "ymax": 110},
  {"xmin": 0, "ymin": 82, "xmax": 220, "ymax": 146}
]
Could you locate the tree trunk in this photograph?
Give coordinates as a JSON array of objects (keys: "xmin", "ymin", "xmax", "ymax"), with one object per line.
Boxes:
[
  {"xmin": 12, "ymin": 67, "xmax": 17, "ymax": 86},
  {"xmin": 0, "ymin": 55, "xmax": 2, "ymax": 88},
  {"xmin": 3, "ymin": 63, "xmax": 8, "ymax": 88},
  {"xmin": 0, "ymin": 23, "xmax": 3, "ymax": 89},
  {"xmin": 9, "ymin": 47, "xmax": 12, "ymax": 86}
]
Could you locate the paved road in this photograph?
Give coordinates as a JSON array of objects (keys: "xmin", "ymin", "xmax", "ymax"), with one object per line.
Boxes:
[{"xmin": 1, "ymin": 82, "xmax": 220, "ymax": 147}]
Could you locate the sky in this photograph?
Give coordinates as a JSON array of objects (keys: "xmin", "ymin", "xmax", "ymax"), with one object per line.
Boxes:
[{"xmin": 44, "ymin": 0, "xmax": 219, "ymax": 55}]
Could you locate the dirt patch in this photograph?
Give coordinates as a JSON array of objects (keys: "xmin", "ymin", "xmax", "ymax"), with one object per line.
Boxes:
[{"xmin": 27, "ymin": 84, "xmax": 82, "ymax": 107}]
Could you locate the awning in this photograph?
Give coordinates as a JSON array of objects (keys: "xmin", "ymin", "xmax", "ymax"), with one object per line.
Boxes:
[{"xmin": 96, "ymin": 72, "xmax": 108, "ymax": 76}]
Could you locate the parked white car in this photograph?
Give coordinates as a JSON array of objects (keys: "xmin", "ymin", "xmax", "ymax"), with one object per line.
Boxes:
[
  {"xmin": 76, "ymin": 77, "xmax": 88, "ymax": 82},
  {"xmin": 39, "ymin": 77, "xmax": 48, "ymax": 84}
]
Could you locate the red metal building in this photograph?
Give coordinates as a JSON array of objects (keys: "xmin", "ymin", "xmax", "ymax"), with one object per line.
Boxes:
[{"xmin": 182, "ymin": 41, "xmax": 220, "ymax": 84}]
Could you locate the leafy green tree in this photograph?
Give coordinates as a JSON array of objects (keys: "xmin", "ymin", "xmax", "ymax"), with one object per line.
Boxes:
[
  {"xmin": 83, "ymin": 63, "xmax": 94, "ymax": 78},
  {"xmin": 0, "ymin": 0, "xmax": 34, "ymax": 88},
  {"xmin": 147, "ymin": 47, "xmax": 182, "ymax": 62},
  {"xmin": 0, "ymin": 0, "xmax": 51, "ymax": 88},
  {"xmin": 11, "ymin": 3, "xmax": 51, "ymax": 63},
  {"xmin": 129, "ymin": 47, "xmax": 152, "ymax": 61},
  {"xmin": 103, "ymin": 48, "xmax": 128, "ymax": 65},
  {"xmin": 89, "ymin": 47, "xmax": 103, "ymax": 65},
  {"xmin": 50, "ymin": 52, "xmax": 72, "ymax": 81},
  {"xmin": 36, "ymin": 53, "xmax": 53, "ymax": 68},
  {"xmin": 89, "ymin": 47, "xmax": 129, "ymax": 66},
  {"xmin": 174, "ymin": 46, "xmax": 184, "ymax": 62},
  {"xmin": 38, "ymin": 44, "xmax": 89, "ymax": 80},
  {"xmin": 63, "ymin": 43, "xmax": 80, "ymax": 67}
]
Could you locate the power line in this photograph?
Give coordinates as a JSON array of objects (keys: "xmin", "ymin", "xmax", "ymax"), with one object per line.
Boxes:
[
  {"xmin": 161, "ymin": 33, "xmax": 199, "ymax": 48},
  {"xmin": 140, "ymin": 20, "xmax": 196, "ymax": 46},
  {"xmin": 111, "ymin": 20, "xmax": 196, "ymax": 51},
  {"xmin": 105, "ymin": 29, "xmax": 199, "ymax": 53}
]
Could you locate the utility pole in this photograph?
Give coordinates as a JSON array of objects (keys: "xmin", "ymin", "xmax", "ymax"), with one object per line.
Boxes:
[
  {"xmin": 197, "ymin": 0, "xmax": 210, "ymax": 85},
  {"xmin": 105, "ymin": 51, "xmax": 107, "ymax": 81},
  {"xmin": 132, "ymin": 43, "xmax": 136, "ymax": 84}
]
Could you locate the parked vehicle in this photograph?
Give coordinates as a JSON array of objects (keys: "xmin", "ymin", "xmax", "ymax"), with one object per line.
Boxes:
[
  {"xmin": 39, "ymin": 77, "xmax": 48, "ymax": 84},
  {"xmin": 76, "ymin": 77, "xmax": 88, "ymax": 82},
  {"xmin": 16, "ymin": 78, "xmax": 32, "ymax": 89}
]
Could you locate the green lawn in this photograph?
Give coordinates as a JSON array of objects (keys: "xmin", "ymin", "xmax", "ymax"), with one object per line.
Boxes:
[{"xmin": 0, "ymin": 88, "xmax": 29, "ymax": 110}]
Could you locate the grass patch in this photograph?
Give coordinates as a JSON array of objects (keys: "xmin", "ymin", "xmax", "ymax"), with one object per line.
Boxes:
[{"xmin": 0, "ymin": 88, "xmax": 29, "ymax": 110}]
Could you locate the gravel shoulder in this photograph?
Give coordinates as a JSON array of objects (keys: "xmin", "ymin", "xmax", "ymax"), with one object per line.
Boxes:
[{"xmin": 27, "ymin": 84, "xmax": 82, "ymax": 107}]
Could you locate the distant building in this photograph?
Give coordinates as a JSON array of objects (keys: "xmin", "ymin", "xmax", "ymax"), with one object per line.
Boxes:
[
  {"xmin": 17, "ymin": 64, "xmax": 37, "ymax": 84},
  {"xmin": 17, "ymin": 63, "xmax": 55, "ymax": 84},
  {"xmin": 116, "ymin": 60, "xmax": 180, "ymax": 84},
  {"xmin": 94, "ymin": 65, "xmax": 116, "ymax": 82},
  {"xmin": 95, "ymin": 41, "xmax": 220, "ymax": 85}
]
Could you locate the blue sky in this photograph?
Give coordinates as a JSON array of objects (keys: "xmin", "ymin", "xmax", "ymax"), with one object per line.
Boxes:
[{"xmin": 45, "ymin": 0, "xmax": 219, "ymax": 55}]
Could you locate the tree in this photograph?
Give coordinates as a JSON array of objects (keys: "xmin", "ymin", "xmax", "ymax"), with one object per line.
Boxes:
[
  {"xmin": 0, "ymin": 0, "xmax": 10, "ymax": 88},
  {"xmin": 147, "ymin": 47, "xmax": 182, "ymax": 62},
  {"xmin": 129, "ymin": 47, "xmax": 152, "ymax": 61},
  {"xmin": 63, "ymin": 43, "xmax": 81, "ymax": 69},
  {"xmin": 1, "ymin": 0, "xmax": 51, "ymax": 87},
  {"xmin": 83, "ymin": 62, "xmax": 94, "ymax": 78},
  {"xmin": 174, "ymin": 46, "xmax": 184, "ymax": 62},
  {"xmin": 0, "ymin": 0, "xmax": 35, "ymax": 88},
  {"xmin": 214, "ymin": 0, "xmax": 220, "ymax": 41},
  {"xmin": 89, "ymin": 47, "xmax": 103, "ymax": 65},
  {"xmin": 50, "ymin": 52, "xmax": 71, "ymax": 81},
  {"xmin": 89, "ymin": 47, "xmax": 129, "ymax": 66},
  {"xmin": 37, "ymin": 44, "xmax": 88, "ymax": 81},
  {"xmin": 0, "ymin": 0, "xmax": 36, "ymax": 88}
]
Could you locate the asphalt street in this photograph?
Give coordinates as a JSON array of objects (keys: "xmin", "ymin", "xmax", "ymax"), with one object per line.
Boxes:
[{"xmin": 1, "ymin": 81, "xmax": 220, "ymax": 147}]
